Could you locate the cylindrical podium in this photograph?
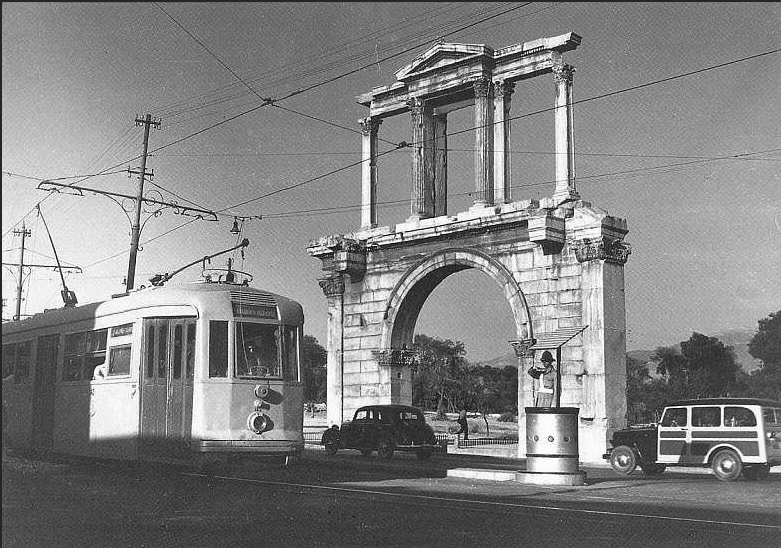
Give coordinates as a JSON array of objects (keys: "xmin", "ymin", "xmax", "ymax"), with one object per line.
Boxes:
[
  {"xmin": 516, "ymin": 407, "xmax": 586, "ymax": 485},
  {"xmin": 525, "ymin": 406, "xmax": 579, "ymax": 472}
]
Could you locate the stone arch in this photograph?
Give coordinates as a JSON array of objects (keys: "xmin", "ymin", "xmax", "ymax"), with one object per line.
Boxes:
[{"xmin": 380, "ymin": 247, "xmax": 532, "ymax": 353}]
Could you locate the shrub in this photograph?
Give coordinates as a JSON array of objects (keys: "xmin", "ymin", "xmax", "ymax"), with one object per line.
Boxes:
[{"xmin": 498, "ymin": 412, "xmax": 516, "ymax": 423}]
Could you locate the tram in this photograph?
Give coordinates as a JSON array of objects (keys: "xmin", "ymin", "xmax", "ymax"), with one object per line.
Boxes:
[{"xmin": 1, "ymin": 256, "xmax": 305, "ymax": 466}]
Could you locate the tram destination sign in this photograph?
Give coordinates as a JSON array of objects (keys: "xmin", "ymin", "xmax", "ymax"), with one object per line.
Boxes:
[{"xmin": 232, "ymin": 303, "xmax": 278, "ymax": 320}]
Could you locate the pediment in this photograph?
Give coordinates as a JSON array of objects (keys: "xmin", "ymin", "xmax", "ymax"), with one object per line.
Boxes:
[{"xmin": 394, "ymin": 43, "xmax": 493, "ymax": 81}]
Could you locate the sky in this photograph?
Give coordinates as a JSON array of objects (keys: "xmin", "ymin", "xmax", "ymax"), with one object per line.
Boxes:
[{"xmin": 2, "ymin": 2, "xmax": 780, "ymax": 363}]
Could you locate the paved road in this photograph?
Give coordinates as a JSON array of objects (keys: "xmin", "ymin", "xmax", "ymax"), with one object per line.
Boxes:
[{"xmin": 3, "ymin": 448, "xmax": 780, "ymax": 548}]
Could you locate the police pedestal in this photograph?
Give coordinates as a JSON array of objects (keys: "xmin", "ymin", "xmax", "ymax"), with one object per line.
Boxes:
[{"xmin": 516, "ymin": 407, "xmax": 587, "ymax": 486}]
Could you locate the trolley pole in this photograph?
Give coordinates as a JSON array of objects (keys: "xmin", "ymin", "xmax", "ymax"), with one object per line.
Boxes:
[
  {"xmin": 13, "ymin": 222, "xmax": 30, "ymax": 321},
  {"xmin": 125, "ymin": 113, "xmax": 160, "ymax": 293}
]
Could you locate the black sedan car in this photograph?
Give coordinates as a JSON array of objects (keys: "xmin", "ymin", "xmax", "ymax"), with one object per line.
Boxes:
[{"xmin": 321, "ymin": 404, "xmax": 443, "ymax": 460}]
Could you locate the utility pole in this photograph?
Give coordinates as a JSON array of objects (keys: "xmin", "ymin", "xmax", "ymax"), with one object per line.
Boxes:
[
  {"xmin": 12, "ymin": 222, "xmax": 30, "ymax": 321},
  {"xmin": 4, "ymin": 218, "xmax": 83, "ymax": 321},
  {"xmin": 126, "ymin": 113, "xmax": 160, "ymax": 293}
]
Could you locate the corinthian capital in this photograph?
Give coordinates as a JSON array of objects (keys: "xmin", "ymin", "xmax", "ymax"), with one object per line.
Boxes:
[
  {"xmin": 552, "ymin": 63, "xmax": 576, "ymax": 85},
  {"xmin": 493, "ymin": 80, "xmax": 515, "ymax": 98},
  {"xmin": 473, "ymin": 76, "xmax": 492, "ymax": 98},
  {"xmin": 359, "ymin": 117, "xmax": 382, "ymax": 136},
  {"xmin": 405, "ymin": 97, "xmax": 425, "ymax": 115},
  {"xmin": 574, "ymin": 237, "xmax": 631, "ymax": 265},
  {"xmin": 318, "ymin": 275, "xmax": 345, "ymax": 297}
]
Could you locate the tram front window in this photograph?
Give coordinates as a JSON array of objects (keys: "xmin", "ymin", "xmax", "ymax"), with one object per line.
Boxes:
[{"xmin": 236, "ymin": 323, "xmax": 280, "ymax": 378}]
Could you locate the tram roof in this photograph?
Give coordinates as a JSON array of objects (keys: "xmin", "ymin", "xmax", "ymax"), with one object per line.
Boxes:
[{"xmin": 1, "ymin": 282, "xmax": 303, "ymax": 337}]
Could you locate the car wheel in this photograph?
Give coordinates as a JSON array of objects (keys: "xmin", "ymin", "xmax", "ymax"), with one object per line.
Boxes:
[
  {"xmin": 609, "ymin": 445, "xmax": 637, "ymax": 475},
  {"xmin": 323, "ymin": 440, "xmax": 339, "ymax": 456},
  {"xmin": 377, "ymin": 438, "xmax": 395, "ymax": 460},
  {"xmin": 742, "ymin": 465, "xmax": 770, "ymax": 481},
  {"xmin": 360, "ymin": 446, "xmax": 374, "ymax": 457},
  {"xmin": 640, "ymin": 463, "xmax": 666, "ymax": 476},
  {"xmin": 712, "ymin": 449, "xmax": 743, "ymax": 482},
  {"xmin": 416, "ymin": 448, "xmax": 431, "ymax": 461}
]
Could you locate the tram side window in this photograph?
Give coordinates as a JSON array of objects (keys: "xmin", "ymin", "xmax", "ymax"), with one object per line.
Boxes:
[
  {"xmin": 2, "ymin": 342, "xmax": 31, "ymax": 384},
  {"xmin": 108, "ymin": 345, "xmax": 132, "ymax": 376},
  {"xmin": 2, "ymin": 344, "xmax": 15, "ymax": 381},
  {"xmin": 15, "ymin": 341, "xmax": 31, "ymax": 383},
  {"xmin": 63, "ymin": 329, "xmax": 107, "ymax": 382},
  {"xmin": 283, "ymin": 325, "xmax": 299, "ymax": 381},
  {"xmin": 209, "ymin": 321, "xmax": 228, "ymax": 377}
]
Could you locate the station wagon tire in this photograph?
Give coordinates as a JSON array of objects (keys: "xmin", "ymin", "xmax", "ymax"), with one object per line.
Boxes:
[
  {"xmin": 609, "ymin": 445, "xmax": 637, "ymax": 475},
  {"xmin": 742, "ymin": 465, "xmax": 770, "ymax": 481},
  {"xmin": 415, "ymin": 448, "xmax": 431, "ymax": 461},
  {"xmin": 640, "ymin": 463, "xmax": 666, "ymax": 476},
  {"xmin": 711, "ymin": 449, "xmax": 742, "ymax": 482},
  {"xmin": 377, "ymin": 439, "xmax": 395, "ymax": 460}
]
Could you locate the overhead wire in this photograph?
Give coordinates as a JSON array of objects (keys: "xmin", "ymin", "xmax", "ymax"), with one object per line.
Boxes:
[{"xmin": 6, "ymin": 4, "xmax": 778, "ymax": 293}]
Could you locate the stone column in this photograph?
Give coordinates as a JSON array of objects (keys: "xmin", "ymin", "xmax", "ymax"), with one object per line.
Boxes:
[
  {"xmin": 319, "ymin": 274, "xmax": 345, "ymax": 428},
  {"xmin": 552, "ymin": 64, "xmax": 579, "ymax": 206},
  {"xmin": 408, "ymin": 98, "xmax": 435, "ymax": 220},
  {"xmin": 574, "ymin": 236, "xmax": 631, "ymax": 462},
  {"xmin": 493, "ymin": 80, "xmax": 514, "ymax": 205},
  {"xmin": 472, "ymin": 77, "xmax": 494, "ymax": 208},
  {"xmin": 433, "ymin": 114, "xmax": 448, "ymax": 216},
  {"xmin": 360, "ymin": 117, "xmax": 381, "ymax": 229}
]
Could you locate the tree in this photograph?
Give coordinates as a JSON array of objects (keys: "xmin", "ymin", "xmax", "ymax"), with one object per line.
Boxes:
[
  {"xmin": 681, "ymin": 332, "xmax": 741, "ymax": 397},
  {"xmin": 745, "ymin": 311, "xmax": 781, "ymax": 400},
  {"xmin": 411, "ymin": 334, "xmax": 467, "ymax": 414},
  {"xmin": 300, "ymin": 335, "xmax": 327, "ymax": 411},
  {"xmin": 651, "ymin": 345, "xmax": 689, "ymax": 400},
  {"xmin": 651, "ymin": 333, "xmax": 741, "ymax": 401},
  {"xmin": 626, "ymin": 355, "xmax": 651, "ymax": 424}
]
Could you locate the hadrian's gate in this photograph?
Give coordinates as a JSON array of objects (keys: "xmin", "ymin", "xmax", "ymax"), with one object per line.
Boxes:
[{"xmin": 307, "ymin": 32, "xmax": 631, "ymax": 462}]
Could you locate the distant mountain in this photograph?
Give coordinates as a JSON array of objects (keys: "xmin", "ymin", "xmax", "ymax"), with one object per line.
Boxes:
[
  {"xmin": 476, "ymin": 353, "xmax": 518, "ymax": 369},
  {"xmin": 477, "ymin": 329, "xmax": 762, "ymax": 373}
]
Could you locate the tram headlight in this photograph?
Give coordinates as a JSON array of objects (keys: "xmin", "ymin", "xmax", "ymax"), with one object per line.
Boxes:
[
  {"xmin": 247, "ymin": 412, "xmax": 270, "ymax": 434},
  {"xmin": 254, "ymin": 385, "xmax": 269, "ymax": 399}
]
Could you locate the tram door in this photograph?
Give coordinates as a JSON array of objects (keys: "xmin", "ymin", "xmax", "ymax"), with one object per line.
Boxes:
[
  {"xmin": 140, "ymin": 318, "xmax": 196, "ymax": 458},
  {"xmin": 32, "ymin": 334, "xmax": 59, "ymax": 450}
]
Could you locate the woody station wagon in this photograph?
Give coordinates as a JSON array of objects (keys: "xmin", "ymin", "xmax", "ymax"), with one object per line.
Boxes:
[{"xmin": 604, "ymin": 398, "xmax": 781, "ymax": 482}]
